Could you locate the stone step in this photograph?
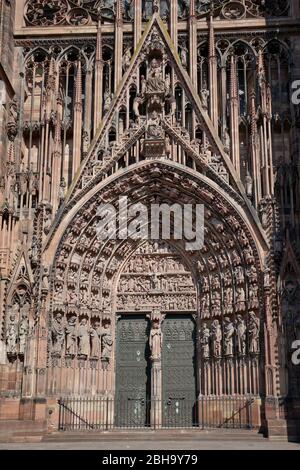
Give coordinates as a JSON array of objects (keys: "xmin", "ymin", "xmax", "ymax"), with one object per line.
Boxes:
[
  {"xmin": 0, "ymin": 420, "xmax": 47, "ymax": 443},
  {"xmin": 43, "ymin": 429, "xmax": 263, "ymax": 443}
]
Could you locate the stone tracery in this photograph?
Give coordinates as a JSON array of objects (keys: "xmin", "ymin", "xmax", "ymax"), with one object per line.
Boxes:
[{"xmin": 23, "ymin": 1, "xmax": 291, "ymax": 27}]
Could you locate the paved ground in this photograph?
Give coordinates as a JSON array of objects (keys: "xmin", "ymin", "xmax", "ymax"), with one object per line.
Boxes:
[
  {"xmin": 1, "ymin": 440, "xmax": 300, "ymax": 450},
  {"xmin": 0, "ymin": 430, "xmax": 299, "ymax": 450}
]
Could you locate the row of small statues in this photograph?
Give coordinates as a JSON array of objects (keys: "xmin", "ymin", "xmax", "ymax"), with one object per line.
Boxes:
[
  {"xmin": 125, "ymin": 256, "xmax": 185, "ymax": 274},
  {"xmin": 199, "ymin": 313, "xmax": 260, "ymax": 359},
  {"xmin": 117, "ymin": 293, "xmax": 197, "ymax": 310},
  {"xmin": 51, "ymin": 314, "xmax": 113, "ymax": 361},
  {"xmin": 118, "ymin": 274, "xmax": 195, "ymax": 293}
]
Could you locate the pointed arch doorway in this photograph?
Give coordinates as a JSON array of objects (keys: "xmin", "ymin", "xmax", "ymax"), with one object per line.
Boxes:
[{"xmin": 115, "ymin": 241, "xmax": 198, "ymax": 428}]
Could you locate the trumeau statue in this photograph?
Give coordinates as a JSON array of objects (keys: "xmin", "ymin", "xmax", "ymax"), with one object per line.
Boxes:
[
  {"xmin": 149, "ymin": 318, "xmax": 163, "ymax": 360},
  {"xmin": 148, "ymin": 309, "xmax": 164, "ymax": 361}
]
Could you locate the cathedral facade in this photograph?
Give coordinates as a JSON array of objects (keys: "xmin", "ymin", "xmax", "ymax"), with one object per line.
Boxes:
[{"xmin": 0, "ymin": 0, "xmax": 300, "ymax": 440}]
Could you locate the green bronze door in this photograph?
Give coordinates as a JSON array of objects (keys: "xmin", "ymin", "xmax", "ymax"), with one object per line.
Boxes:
[
  {"xmin": 162, "ymin": 315, "xmax": 197, "ymax": 427},
  {"xmin": 115, "ymin": 315, "xmax": 151, "ymax": 427}
]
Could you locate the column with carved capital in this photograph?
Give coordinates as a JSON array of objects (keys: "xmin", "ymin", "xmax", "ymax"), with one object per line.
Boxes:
[{"xmin": 149, "ymin": 310, "xmax": 164, "ymax": 428}]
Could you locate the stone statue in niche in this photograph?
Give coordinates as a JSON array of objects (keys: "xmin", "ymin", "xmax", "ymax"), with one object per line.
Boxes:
[
  {"xmin": 77, "ymin": 318, "xmax": 90, "ymax": 357},
  {"xmin": 101, "ymin": 323, "xmax": 113, "ymax": 362},
  {"xmin": 147, "ymin": 58, "xmax": 164, "ymax": 93},
  {"xmin": 6, "ymin": 307, "xmax": 19, "ymax": 356},
  {"xmin": 178, "ymin": 0, "xmax": 189, "ymax": 18},
  {"xmin": 29, "ymin": 235, "xmax": 39, "ymax": 265},
  {"xmin": 211, "ymin": 290, "xmax": 221, "ymax": 316},
  {"xmin": 244, "ymin": 247, "xmax": 255, "ymax": 265},
  {"xmin": 149, "ymin": 318, "xmax": 162, "ymax": 359},
  {"xmin": 104, "ymin": 90, "xmax": 113, "ymax": 115},
  {"xmin": 65, "ymin": 315, "xmax": 77, "ymax": 357},
  {"xmin": 247, "ymin": 265, "xmax": 258, "ymax": 284},
  {"xmin": 264, "ymin": 268, "xmax": 271, "ymax": 288},
  {"xmin": 236, "ymin": 287, "xmax": 246, "ymax": 313},
  {"xmin": 235, "ymin": 266, "xmax": 244, "ymax": 285},
  {"xmin": 149, "ymin": 317, "xmax": 163, "ymax": 361},
  {"xmin": 200, "ymin": 89, "xmax": 209, "ymax": 110},
  {"xmin": 165, "ymin": 73, "xmax": 171, "ymax": 95},
  {"xmin": 180, "ymin": 45, "xmax": 188, "ymax": 68},
  {"xmin": 124, "ymin": 0, "xmax": 134, "ymax": 20},
  {"xmin": 236, "ymin": 315, "xmax": 247, "ymax": 356},
  {"xmin": 43, "ymin": 206, "xmax": 52, "ymax": 235},
  {"xmin": 122, "ymin": 48, "xmax": 131, "ymax": 72},
  {"xmin": 18, "ymin": 302, "xmax": 30, "ymax": 356},
  {"xmin": 249, "ymin": 312, "xmax": 260, "ymax": 354},
  {"xmin": 90, "ymin": 320, "xmax": 102, "ymax": 358},
  {"xmin": 224, "ymin": 317, "xmax": 235, "ymax": 356},
  {"xmin": 59, "ymin": 177, "xmax": 66, "ymax": 206},
  {"xmin": 51, "ymin": 313, "xmax": 65, "ymax": 356},
  {"xmin": 211, "ymin": 319, "xmax": 222, "ymax": 358},
  {"xmin": 141, "ymin": 75, "xmax": 147, "ymax": 94},
  {"xmin": 260, "ymin": 205, "xmax": 268, "ymax": 229},
  {"xmin": 224, "ymin": 287, "xmax": 233, "ymax": 314},
  {"xmin": 249, "ymin": 284, "xmax": 259, "ymax": 309},
  {"xmin": 245, "ymin": 173, "xmax": 253, "ymax": 198},
  {"xmin": 231, "ymin": 250, "xmax": 241, "ymax": 266},
  {"xmin": 54, "ymin": 283, "xmax": 64, "ymax": 301},
  {"xmin": 201, "ymin": 293, "xmax": 210, "ymax": 319},
  {"xmin": 42, "ymin": 265, "xmax": 50, "ymax": 293},
  {"xmin": 200, "ymin": 323, "xmax": 210, "ymax": 359},
  {"xmin": 222, "ymin": 127, "xmax": 230, "ymax": 153},
  {"xmin": 147, "ymin": 111, "xmax": 164, "ymax": 139}
]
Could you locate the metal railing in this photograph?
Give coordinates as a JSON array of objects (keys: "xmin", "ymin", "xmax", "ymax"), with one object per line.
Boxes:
[
  {"xmin": 58, "ymin": 395, "xmax": 256, "ymax": 431},
  {"xmin": 198, "ymin": 395, "xmax": 255, "ymax": 429}
]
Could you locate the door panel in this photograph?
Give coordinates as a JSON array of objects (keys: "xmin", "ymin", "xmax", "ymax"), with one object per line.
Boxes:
[
  {"xmin": 115, "ymin": 315, "xmax": 151, "ymax": 427},
  {"xmin": 162, "ymin": 315, "xmax": 197, "ymax": 426}
]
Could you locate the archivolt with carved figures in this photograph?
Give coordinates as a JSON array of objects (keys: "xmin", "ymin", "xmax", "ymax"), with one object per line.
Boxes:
[{"xmin": 43, "ymin": 160, "xmax": 265, "ymax": 397}]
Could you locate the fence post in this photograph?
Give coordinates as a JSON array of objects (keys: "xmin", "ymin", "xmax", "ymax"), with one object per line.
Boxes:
[
  {"xmin": 58, "ymin": 399, "xmax": 62, "ymax": 431},
  {"xmin": 106, "ymin": 397, "xmax": 109, "ymax": 430}
]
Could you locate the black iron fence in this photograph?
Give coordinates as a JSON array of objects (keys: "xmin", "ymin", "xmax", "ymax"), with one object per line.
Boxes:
[{"xmin": 58, "ymin": 395, "xmax": 257, "ymax": 431}]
